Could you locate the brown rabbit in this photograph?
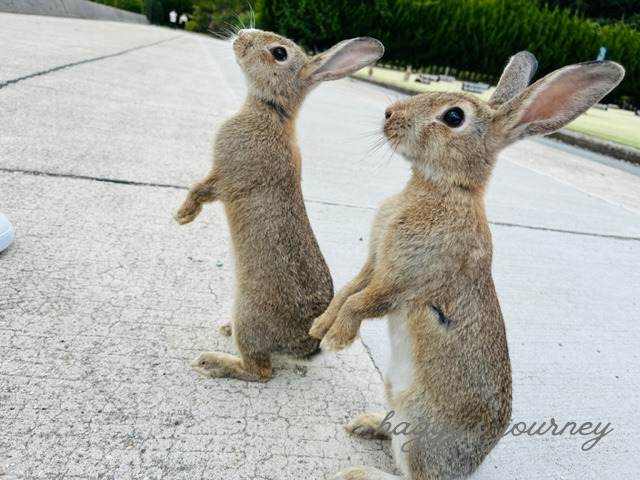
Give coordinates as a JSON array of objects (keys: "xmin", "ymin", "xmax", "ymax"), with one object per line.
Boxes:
[
  {"xmin": 174, "ymin": 29, "xmax": 384, "ymax": 382},
  {"xmin": 310, "ymin": 54, "xmax": 624, "ymax": 478}
]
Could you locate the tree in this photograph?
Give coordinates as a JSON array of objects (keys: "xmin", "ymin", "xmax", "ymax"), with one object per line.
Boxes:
[
  {"xmin": 144, "ymin": 0, "xmax": 164, "ymax": 24},
  {"xmin": 115, "ymin": 0, "xmax": 143, "ymax": 13}
]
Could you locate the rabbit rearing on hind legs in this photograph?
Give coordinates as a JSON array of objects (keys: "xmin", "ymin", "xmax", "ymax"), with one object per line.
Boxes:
[
  {"xmin": 310, "ymin": 54, "xmax": 624, "ymax": 479},
  {"xmin": 174, "ymin": 29, "xmax": 384, "ymax": 382}
]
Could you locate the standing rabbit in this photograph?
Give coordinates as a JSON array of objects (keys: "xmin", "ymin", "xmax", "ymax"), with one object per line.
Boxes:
[
  {"xmin": 310, "ymin": 53, "xmax": 624, "ymax": 478},
  {"xmin": 175, "ymin": 29, "xmax": 384, "ymax": 382}
]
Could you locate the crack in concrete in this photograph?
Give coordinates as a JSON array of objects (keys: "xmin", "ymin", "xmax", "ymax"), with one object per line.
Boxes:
[
  {"xmin": 360, "ymin": 339, "xmax": 385, "ymax": 382},
  {"xmin": 0, "ymin": 36, "xmax": 181, "ymax": 91}
]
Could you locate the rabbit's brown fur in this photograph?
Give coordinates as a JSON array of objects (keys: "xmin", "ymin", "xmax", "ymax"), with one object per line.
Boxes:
[
  {"xmin": 175, "ymin": 29, "xmax": 384, "ymax": 381},
  {"xmin": 311, "ymin": 54, "xmax": 624, "ymax": 478}
]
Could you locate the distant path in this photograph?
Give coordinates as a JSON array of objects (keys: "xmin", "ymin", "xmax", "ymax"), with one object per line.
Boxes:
[{"xmin": 0, "ymin": 0, "xmax": 148, "ymax": 23}]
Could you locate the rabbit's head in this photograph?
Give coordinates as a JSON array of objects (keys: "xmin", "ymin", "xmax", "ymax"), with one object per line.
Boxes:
[
  {"xmin": 384, "ymin": 52, "xmax": 624, "ymax": 189},
  {"xmin": 233, "ymin": 29, "xmax": 384, "ymax": 114}
]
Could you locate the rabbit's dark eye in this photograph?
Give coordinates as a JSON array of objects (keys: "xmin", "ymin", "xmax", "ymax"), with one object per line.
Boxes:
[
  {"xmin": 272, "ymin": 47, "xmax": 288, "ymax": 62},
  {"xmin": 442, "ymin": 107, "xmax": 465, "ymax": 128}
]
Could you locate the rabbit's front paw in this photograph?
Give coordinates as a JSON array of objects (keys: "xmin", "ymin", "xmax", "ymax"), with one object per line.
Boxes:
[
  {"xmin": 174, "ymin": 201, "xmax": 202, "ymax": 225},
  {"xmin": 309, "ymin": 311, "xmax": 336, "ymax": 340},
  {"xmin": 320, "ymin": 335, "xmax": 355, "ymax": 352},
  {"xmin": 319, "ymin": 317, "xmax": 359, "ymax": 352}
]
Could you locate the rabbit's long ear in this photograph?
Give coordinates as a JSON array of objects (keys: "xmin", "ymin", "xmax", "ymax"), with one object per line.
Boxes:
[
  {"xmin": 496, "ymin": 61, "xmax": 624, "ymax": 145},
  {"xmin": 488, "ymin": 51, "xmax": 538, "ymax": 107},
  {"xmin": 309, "ymin": 37, "xmax": 384, "ymax": 82}
]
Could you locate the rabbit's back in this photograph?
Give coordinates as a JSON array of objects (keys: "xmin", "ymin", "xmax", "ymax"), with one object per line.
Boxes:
[
  {"xmin": 216, "ymin": 110, "xmax": 333, "ymax": 350},
  {"xmin": 225, "ymin": 188, "xmax": 333, "ymax": 315}
]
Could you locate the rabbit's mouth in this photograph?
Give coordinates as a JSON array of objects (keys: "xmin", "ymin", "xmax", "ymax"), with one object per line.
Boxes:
[
  {"xmin": 383, "ymin": 119, "xmax": 409, "ymax": 147},
  {"xmin": 385, "ymin": 133, "xmax": 403, "ymax": 147},
  {"xmin": 233, "ymin": 38, "xmax": 252, "ymax": 60},
  {"xmin": 384, "ymin": 121, "xmax": 421, "ymax": 162},
  {"xmin": 384, "ymin": 134, "xmax": 412, "ymax": 161}
]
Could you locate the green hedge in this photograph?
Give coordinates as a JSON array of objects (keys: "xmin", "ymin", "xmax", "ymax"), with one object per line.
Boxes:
[{"xmin": 255, "ymin": 0, "xmax": 640, "ymax": 106}]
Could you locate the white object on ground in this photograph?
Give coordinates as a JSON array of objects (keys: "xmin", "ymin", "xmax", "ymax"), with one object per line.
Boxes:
[{"xmin": 0, "ymin": 212, "xmax": 15, "ymax": 252}]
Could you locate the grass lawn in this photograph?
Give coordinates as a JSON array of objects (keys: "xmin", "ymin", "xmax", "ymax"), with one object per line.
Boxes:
[{"xmin": 355, "ymin": 66, "xmax": 640, "ymax": 149}]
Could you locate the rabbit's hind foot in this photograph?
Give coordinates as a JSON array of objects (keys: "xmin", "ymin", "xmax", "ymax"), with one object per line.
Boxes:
[
  {"xmin": 329, "ymin": 466, "xmax": 403, "ymax": 480},
  {"xmin": 344, "ymin": 413, "xmax": 391, "ymax": 440},
  {"xmin": 191, "ymin": 351, "xmax": 271, "ymax": 382}
]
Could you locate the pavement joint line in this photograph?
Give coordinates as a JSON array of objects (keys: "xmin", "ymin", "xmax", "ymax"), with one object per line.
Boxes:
[
  {"xmin": 0, "ymin": 35, "xmax": 181, "ymax": 91},
  {"xmin": 305, "ymin": 198, "xmax": 378, "ymax": 211},
  {"xmin": 3, "ymin": 167, "xmax": 638, "ymax": 243},
  {"xmin": 0, "ymin": 167, "xmax": 186, "ymax": 190},
  {"xmin": 489, "ymin": 221, "xmax": 640, "ymax": 242}
]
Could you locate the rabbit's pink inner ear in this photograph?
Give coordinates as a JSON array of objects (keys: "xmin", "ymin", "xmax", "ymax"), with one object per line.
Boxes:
[
  {"xmin": 314, "ymin": 52, "xmax": 362, "ymax": 75},
  {"xmin": 311, "ymin": 38, "xmax": 384, "ymax": 82},
  {"xmin": 516, "ymin": 69, "xmax": 609, "ymax": 127}
]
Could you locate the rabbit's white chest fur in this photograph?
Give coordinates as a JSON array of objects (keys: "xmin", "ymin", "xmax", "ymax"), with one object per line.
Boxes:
[{"xmin": 386, "ymin": 310, "xmax": 415, "ymax": 399}]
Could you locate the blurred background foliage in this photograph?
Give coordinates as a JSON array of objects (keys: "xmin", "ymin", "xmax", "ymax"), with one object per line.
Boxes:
[{"xmin": 93, "ymin": 0, "xmax": 640, "ymax": 106}]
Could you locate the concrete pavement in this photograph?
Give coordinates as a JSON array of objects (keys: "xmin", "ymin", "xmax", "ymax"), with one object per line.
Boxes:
[{"xmin": 1, "ymin": 12, "xmax": 639, "ymax": 479}]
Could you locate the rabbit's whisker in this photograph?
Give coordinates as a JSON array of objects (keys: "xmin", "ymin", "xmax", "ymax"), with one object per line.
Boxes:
[
  {"xmin": 366, "ymin": 135, "xmax": 388, "ymax": 152},
  {"xmin": 246, "ymin": 2, "xmax": 256, "ymax": 29},
  {"xmin": 232, "ymin": 14, "xmax": 246, "ymax": 30},
  {"xmin": 385, "ymin": 142, "xmax": 400, "ymax": 166},
  {"xmin": 210, "ymin": 30, "xmax": 230, "ymax": 40},
  {"xmin": 224, "ymin": 22, "xmax": 242, "ymax": 36},
  {"xmin": 350, "ymin": 136, "xmax": 388, "ymax": 166},
  {"xmin": 345, "ymin": 130, "xmax": 384, "ymax": 143},
  {"xmin": 209, "ymin": 26, "xmax": 239, "ymax": 42}
]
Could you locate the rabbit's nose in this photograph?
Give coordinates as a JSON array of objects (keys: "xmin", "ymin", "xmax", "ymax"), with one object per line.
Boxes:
[
  {"xmin": 385, "ymin": 109, "xmax": 393, "ymax": 120},
  {"xmin": 237, "ymin": 29, "xmax": 246, "ymax": 37}
]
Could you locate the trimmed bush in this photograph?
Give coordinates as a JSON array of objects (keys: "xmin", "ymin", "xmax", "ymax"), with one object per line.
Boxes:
[{"xmin": 255, "ymin": 0, "xmax": 640, "ymax": 105}]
